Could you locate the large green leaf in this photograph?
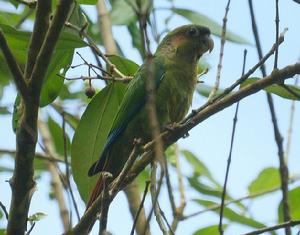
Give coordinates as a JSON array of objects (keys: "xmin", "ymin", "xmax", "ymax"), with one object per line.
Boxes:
[
  {"xmin": 0, "ymin": 24, "xmax": 86, "ymax": 107},
  {"xmin": 194, "ymin": 199, "xmax": 268, "ymax": 230},
  {"xmin": 110, "ymin": 0, "xmax": 136, "ymax": 25},
  {"xmin": 189, "ymin": 177, "xmax": 222, "ymax": 197},
  {"xmin": 172, "ymin": 8, "xmax": 250, "ymax": 44},
  {"xmin": 248, "ymin": 167, "xmax": 280, "ymax": 195},
  {"xmin": 106, "ymin": 54, "xmax": 139, "ymax": 76},
  {"xmin": 193, "ymin": 224, "xmax": 227, "ymax": 235},
  {"xmin": 181, "ymin": 149, "xmax": 218, "ymax": 184},
  {"xmin": 71, "ymin": 83, "xmax": 126, "ymax": 202},
  {"xmin": 77, "ymin": 0, "xmax": 97, "ymax": 5},
  {"xmin": 278, "ymin": 186, "xmax": 300, "ymax": 222},
  {"xmin": 241, "ymin": 78, "xmax": 300, "ymax": 100}
]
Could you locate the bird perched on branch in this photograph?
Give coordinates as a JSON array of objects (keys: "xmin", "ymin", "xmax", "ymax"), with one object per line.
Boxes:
[{"xmin": 87, "ymin": 24, "xmax": 214, "ymax": 208}]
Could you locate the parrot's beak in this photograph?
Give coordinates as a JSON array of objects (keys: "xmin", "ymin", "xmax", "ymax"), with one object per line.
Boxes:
[{"xmin": 207, "ymin": 36, "xmax": 214, "ymax": 53}]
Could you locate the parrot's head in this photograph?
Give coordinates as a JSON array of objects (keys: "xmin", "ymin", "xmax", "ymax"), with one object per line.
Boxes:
[{"xmin": 156, "ymin": 24, "xmax": 214, "ymax": 63}]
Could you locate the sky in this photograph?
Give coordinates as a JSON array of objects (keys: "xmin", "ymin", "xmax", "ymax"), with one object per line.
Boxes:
[{"xmin": 0, "ymin": 0, "xmax": 300, "ymax": 234}]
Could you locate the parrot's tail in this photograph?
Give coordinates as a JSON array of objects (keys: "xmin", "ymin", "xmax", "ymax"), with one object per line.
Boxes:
[{"xmin": 86, "ymin": 176, "xmax": 103, "ymax": 210}]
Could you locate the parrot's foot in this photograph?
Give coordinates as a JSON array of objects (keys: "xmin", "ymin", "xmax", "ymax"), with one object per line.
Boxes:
[{"xmin": 163, "ymin": 122, "xmax": 180, "ymax": 132}]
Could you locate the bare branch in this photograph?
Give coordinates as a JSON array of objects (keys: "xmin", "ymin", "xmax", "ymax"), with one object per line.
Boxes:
[
  {"xmin": 24, "ymin": 0, "xmax": 51, "ymax": 80},
  {"xmin": 96, "ymin": 0, "xmax": 118, "ymax": 54},
  {"xmin": 242, "ymin": 220, "xmax": 300, "ymax": 235},
  {"xmin": 248, "ymin": 1, "xmax": 291, "ymax": 234},
  {"xmin": 209, "ymin": 0, "xmax": 231, "ymax": 99},
  {"xmin": 219, "ymin": 49, "xmax": 246, "ymax": 235},
  {"xmin": 67, "ymin": 62, "xmax": 300, "ymax": 234},
  {"xmin": 130, "ymin": 181, "xmax": 151, "ymax": 235},
  {"xmin": 0, "ymin": 30, "xmax": 28, "ymax": 98},
  {"xmin": 0, "ymin": 201, "xmax": 8, "ymax": 220},
  {"xmin": 6, "ymin": 1, "xmax": 74, "ymax": 234}
]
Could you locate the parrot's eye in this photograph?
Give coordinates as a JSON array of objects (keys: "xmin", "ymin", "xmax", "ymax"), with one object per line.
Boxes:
[{"xmin": 187, "ymin": 27, "xmax": 198, "ymax": 37}]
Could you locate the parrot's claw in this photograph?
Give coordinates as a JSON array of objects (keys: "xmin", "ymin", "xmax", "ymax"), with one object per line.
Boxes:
[
  {"xmin": 183, "ymin": 132, "xmax": 190, "ymax": 138},
  {"xmin": 163, "ymin": 122, "xmax": 180, "ymax": 132}
]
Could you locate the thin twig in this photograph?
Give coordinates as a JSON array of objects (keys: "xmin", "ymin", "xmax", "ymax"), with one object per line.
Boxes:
[
  {"xmin": 219, "ymin": 49, "xmax": 247, "ymax": 235},
  {"xmin": 15, "ymin": 9, "xmax": 34, "ymax": 28},
  {"xmin": 182, "ymin": 175, "xmax": 300, "ymax": 220},
  {"xmin": 248, "ymin": 1, "xmax": 291, "ymax": 234},
  {"xmin": 209, "ymin": 0, "xmax": 231, "ymax": 99},
  {"xmin": 38, "ymin": 120, "xmax": 71, "ymax": 231},
  {"xmin": 0, "ymin": 201, "xmax": 8, "ymax": 220},
  {"xmin": 130, "ymin": 181, "xmax": 151, "ymax": 235},
  {"xmin": 61, "ymin": 113, "xmax": 80, "ymax": 222},
  {"xmin": 274, "ymin": 0, "xmax": 280, "ymax": 69},
  {"xmin": 67, "ymin": 61, "xmax": 300, "ymax": 234},
  {"xmin": 24, "ymin": 0, "xmax": 51, "ymax": 80},
  {"xmin": 242, "ymin": 220, "xmax": 300, "ymax": 235},
  {"xmin": 99, "ymin": 173, "xmax": 113, "ymax": 235},
  {"xmin": 149, "ymin": 163, "xmax": 167, "ymax": 235},
  {"xmin": 170, "ymin": 145, "xmax": 186, "ymax": 232},
  {"xmin": 64, "ymin": 22, "xmax": 127, "ymax": 78},
  {"xmin": 25, "ymin": 222, "xmax": 36, "ymax": 235},
  {"xmin": 110, "ymin": 139, "xmax": 141, "ymax": 195},
  {"xmin": 183, "ymin": 30, "xmax": 286, "ymax": 123},
  {"xmin": 285, "ymin": 73, "xmax": 299, "ymax": 161}
]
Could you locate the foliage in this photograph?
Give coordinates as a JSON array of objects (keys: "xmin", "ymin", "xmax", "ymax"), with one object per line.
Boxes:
[{"xmin": 0, "ymin": 0, "xmax": 299, "ymax": 234}]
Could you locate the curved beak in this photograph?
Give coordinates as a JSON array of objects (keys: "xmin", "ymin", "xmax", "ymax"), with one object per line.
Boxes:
[{"xmin": 206, "ymin": 36, "xmax": 214, "ymax": 53}]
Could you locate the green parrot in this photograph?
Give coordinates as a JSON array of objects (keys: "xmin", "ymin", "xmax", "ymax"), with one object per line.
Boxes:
[{"xmin": 87, "ymin": 24, "xmax": 214, "ymax": 208}]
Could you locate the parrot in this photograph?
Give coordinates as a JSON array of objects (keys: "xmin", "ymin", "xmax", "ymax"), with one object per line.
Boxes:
[{"xmin": 86, "ymin": 24, "xmax": 214, "ymax": 209}]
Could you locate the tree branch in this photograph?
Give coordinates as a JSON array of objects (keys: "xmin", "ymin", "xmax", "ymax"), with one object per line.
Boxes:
[
  {"xmin": 6, "ymin": 1, "xmax": 74, "ymax": 234},
  {"xmin": 0, "ymin": 30, "xmax": 28, "ymax": 98},
  {"xmin": 242, "ymin": 220, "xmax": 300, "ymax": 235},
  {"xmin": 24, "ymin": 0, "xmax": 51, "ymax": 80},
  {"xmin": 28, "ymin": 0, "xmax": 73, "ymax": 103},
  {"xmin": 66, "ymin": 62, "xmax": 300, "ymax": 234}
]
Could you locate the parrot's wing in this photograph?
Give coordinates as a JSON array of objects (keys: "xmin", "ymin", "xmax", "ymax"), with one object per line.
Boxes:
[{"xmin": 88, "ymin": 57, "xmax": 166, "ymax": 176}]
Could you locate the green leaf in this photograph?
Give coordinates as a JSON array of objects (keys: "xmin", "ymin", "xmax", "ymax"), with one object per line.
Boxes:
[
  {"xmin": 0, "ymin": 24, "xmax": 86, "ymax": 107},
  {"xmin": 106, "ymin": 54, "xmax": 139, "ymax": 76},
  {"xmin": 172, "ymin": 8, "xmax": 250, "ymax": 44},
  {"xmin": 197, "ymin": 58, "xmax": 210, "ymax": 75},
  {"xmin": 188, "ymin": 177, "xmax": 222, "ymax": 198},
  {"xmin": 181, "ymin": 150, "xmax": 217, "ymax": 183},
  {"xmin": 40, "ymin": 51, "xmax": 72, "ymax": 107},
  {"xmin": 0, "ymin": 165, "xmax": 13, "ymax": 172},
  {"xmin": 47, "ymin": 117, "xmax": 71, "ymax": 157},
  {"xmin": 0, "ymin": 229, "xmax": 6, "ymax": 235},
  {"xmin": 77, "ymin": 0, "xmax": 97, "ymax": 5},
  {"xmin": 135, "ymin": 168, "xmax": 150, "ymax": 192},
  {"xmin": 241, "ymin": 78, "xmax": 300, "ymax": 100},
  {"xmin": 127, "ymin": 22, "xmax": 143, "ymax": 57},
  {"xmin": 248, "ymin": 167, "xmax": 280, "ymax": 195},
  {"xmin": 110, "ymin": 0, "xmax": 136, "ymax": 25},
  {"xmin": 193, "ymin": 224, "xmax": 227, "ymax": 235},
  {"xmin": 278, "ymin": 186, "xmax": 300, "ymax": 222},
  {"xmin": 28, "ymin": 212, "xmax": 47, "ymax": 222},
  {"xmin": 71, "ymin": 83, "xmax": 126, "ymax": 202},
  {"xmin": 194, "ymin": 199, "xmax": 268, "ymax": 229},
  {"xmin": 189, "ymin": 176, "xmax": 246, "ymax": 210},
  {"xmin": 196, "ymin": 84, "xmax": 225, "ymax": 98},
  {"xmin": 0, "ymin": 106, "xmax": 10, "ymax": 115}
]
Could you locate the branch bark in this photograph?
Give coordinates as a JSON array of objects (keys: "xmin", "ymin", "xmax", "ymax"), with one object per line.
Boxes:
[
  {"xmin": 6, "ymin": 0, "xmax": 74, "ymax": 234},
  {"xmin": 66, "ymin": 62, "xmax": 300, "ymax": 234}
]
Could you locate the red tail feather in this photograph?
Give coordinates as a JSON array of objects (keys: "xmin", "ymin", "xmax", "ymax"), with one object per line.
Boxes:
[{"xmin": 86, "ymin": 176, "xmax": 103, "ymax": 209}]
